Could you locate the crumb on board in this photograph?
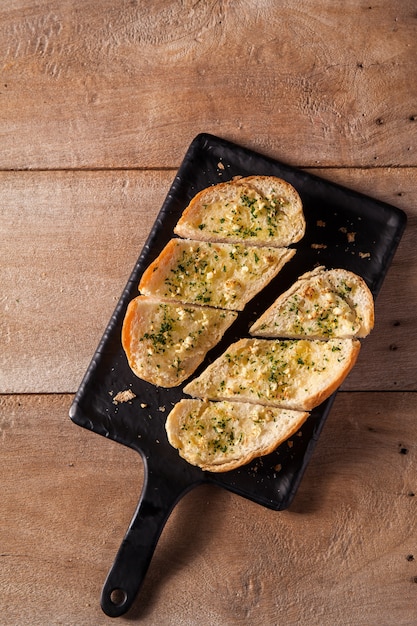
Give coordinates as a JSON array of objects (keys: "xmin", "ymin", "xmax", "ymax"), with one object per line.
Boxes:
[
  {"xmin": 112, "ymin": 389, "xmax": 136, "ymax": 405},
  {"xmin": 287, "ymin": 440, "xmax": 294, "ymax": 448},
  {"xmin": 359, "ymin": 251, "xmax": 371, "ymax": 259},
  {"xmin": 339, "ymin": 227, "xmax": 356, "ymax": 243},
  {"xmin": 311, "ymin": 243, "xmax": 327, "ymax": 249},
  {"xmin": 159, "ymin": 405, "xmax": 166, "ymax": 412},
  {"xmin": 140, "ymin": 403, "xmax": 148, "ymax": 409},
  {"xmin": 217, "ymin": 161, "xmax": 225, "ymax": 170},
  {"xmin": 274, "ymin": 464, "xmax": 282, "ymax": 472},
  {"xmin": 316, "ymin": 220, "xmax": 326, "ymax": 227}
]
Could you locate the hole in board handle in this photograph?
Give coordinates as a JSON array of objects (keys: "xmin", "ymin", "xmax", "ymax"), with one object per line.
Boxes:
[{"xmin": 109, "ymin": 588, "xmax": 128, "ymax": 608}]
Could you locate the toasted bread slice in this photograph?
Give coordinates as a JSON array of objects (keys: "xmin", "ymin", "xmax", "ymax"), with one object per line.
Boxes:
[
  {"xmin": 174, "ymin": 176, "xmax": 305, "ymax": 247},
  {"xmin": 165, "ymin": 398, "xmax": 309, "ymax": 472},
  {"xmin": 139, "ymin": 238, "xmax": 295, "ymax": 311},
  {"xmin": 122, "ymin": 296, "xmax": 237, "ymax": 387},
  {"xmin": 250, "ymin": 266, "xmax": 374, "ymax": 339},
  {"xmin": 183, "ymin": 337, "xmax": 360, "ymax": 411}
]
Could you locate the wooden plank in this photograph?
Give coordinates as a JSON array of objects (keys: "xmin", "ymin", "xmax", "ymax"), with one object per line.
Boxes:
[
  {"xmin": 0, "ymin": 1, "xmax": 416, "ymax": 169},
  {"xmin": 1, "ymin": 167, "xmax": 415, "ymax": 394},
  {"xmin": 1, "ymin": 391, "xmax": 416, "ymax": 625},
  {"xmin": 1, "ymin": 169, "xmax": 172, "ymax": 393},
  {"xmin": 0, "ymin": 393, "xmax": 143, "ymax": 625}
]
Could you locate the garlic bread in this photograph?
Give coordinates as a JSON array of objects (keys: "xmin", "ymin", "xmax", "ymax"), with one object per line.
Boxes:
[
  {"xmin": 165, "ymin": 398, "xmax": 309, "ymax": 472},
  {"xmin": 184, "ymin": 337, "xmax": 360, "ymax": 411},
  {"xmin": 139, "ymin": 238, "xmax": 295, "ymax": 311}
]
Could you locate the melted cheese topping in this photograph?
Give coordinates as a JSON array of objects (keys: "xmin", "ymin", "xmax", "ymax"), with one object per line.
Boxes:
[
  {"xmin": 276, "ymin": 284, "xmax": 358, "ymax": 337},
  {"xmin": 126, "ymin": 300, "xmax": 236, "ymax": 385},
  {"xmin": 193, "ymin": 186, "xmax": 291, "ymax": 241},
  {"xmin": 142, "ymin": 240, "xmax": 290, "ymax": 310},
  {"xmin": 168, "ymin": 399, "xmax": 304, "ymax": 467},
  {"xmin": 253, "ymin": 275, "xmax": 363, "ymax": 338},
  {"xmin": 185, "ymin": 338, "xmax": 357, "ymax": 408}
]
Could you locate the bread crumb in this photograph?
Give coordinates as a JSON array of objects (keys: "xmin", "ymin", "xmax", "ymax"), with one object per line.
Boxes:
[
  {"xmin": 359, "ymin": 252, "xmax": 371, "ymax": 259},
  {"xmin": 217, "ymin": 161, "xmax": 225, "ymax": 170},
  {"xmin": 316, "ymin": 220, "xmax": 326, "ymax": 227},
  {"xmin": 287, "ymin": 440, "xmax": 294, "ymax": 448},
  {"xmin": 159, "ymin": 405, "xmax": 166, "ymax": 412},
  {"xmin": 274, "ymin": 463, "xmax": 282, "ymax": 472},
  {"xmin": 140, "ymin": 403, "xmax": 148, "ymax": 409},
  {"xmin": 347, "ymin": 232, "xmax": 356, "ymax": 243},
  {"xmin": 339, "ymin": 226, "xmax": 347, "ymax": 233},
  {"xmin": 113, "ymin": 389, "xmax": 136, "ymax": 405},
  {"xmin": 311, "ymin": 243, "xmax": 327, "ymax": 249}
]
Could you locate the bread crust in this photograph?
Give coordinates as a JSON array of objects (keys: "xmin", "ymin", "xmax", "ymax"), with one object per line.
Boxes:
[
  {"xmin": 139, "ymin": 238, "xmax": 295, "ymax": 311},
  {"xmin": 184, "ymin": 337, "xmax": 361, "ymax": 411},
  {"xmin": 165, "ymin": 398, "xmax": 309, "ymax": 472},
  {"xmin": 174, "ymin": 175, "xmax": 305, "ymax": 247},
  {"xmin": 250, "ymin": 266, "xmax": 374, "ymax": 339}
]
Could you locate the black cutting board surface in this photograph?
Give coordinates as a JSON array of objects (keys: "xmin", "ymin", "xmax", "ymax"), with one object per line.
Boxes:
[{"xmin": 69, "ymin": 133, "xmax": 406, "ymax": 617}]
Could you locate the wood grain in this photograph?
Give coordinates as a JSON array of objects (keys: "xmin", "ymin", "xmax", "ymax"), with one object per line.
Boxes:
[
  {"xmin": 1, "ymin": 167, "xmax": 414, "ymax": 394},
  {"xmin": 0, "ymin": 1, "xmax": 416, "ymax": 169},
  {"xmin": 1, "ymin": 169, "xmax": 171, "ymax": 393},
  {"xmin": 1, "ymin": 1, "xmax": 416, "ymax": 623},
  {"xmin": 1, "ymin": 392, "xmax": 416, "ymax": 625}
]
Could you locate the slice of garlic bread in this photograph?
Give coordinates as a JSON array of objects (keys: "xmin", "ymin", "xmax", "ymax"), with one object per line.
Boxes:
[
  {"xmin": 165, "ymin": 398, "xmax": 309, "ymax": 472},
  {"xmin": 250, "ymin": 266, "xmax": 374, "ymax": 339},
  {"xmin": 139, "ymin": 238, "xmax": 295, "ymax": 311},
  {"xmin": 183, "ymin": 337, "xmax": 360, "ymax": 411},
  {"xmin": 122, "ymin": 296, "xmax": 237, "ymax": 387},
  {"xmin": 174, "ymin": 175, "xmax": 305, "ymax": 247}
]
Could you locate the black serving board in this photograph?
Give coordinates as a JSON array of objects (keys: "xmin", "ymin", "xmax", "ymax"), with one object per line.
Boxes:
[{"xmin": 70, "ymin": 133, "xmax": 407, "ymax": 617}]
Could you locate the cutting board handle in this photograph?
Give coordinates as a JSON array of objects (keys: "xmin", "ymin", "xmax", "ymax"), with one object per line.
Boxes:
[{"xmin": 100, "ymin": 457, "xmax": 196, "ymax": 617}]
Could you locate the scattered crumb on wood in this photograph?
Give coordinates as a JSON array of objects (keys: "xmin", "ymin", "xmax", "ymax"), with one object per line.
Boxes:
[
  {"xmin": 274, "ymin": 463, "xmax": 282, "ymax": 472},
  {"xmin": 158, "ymin": 405, "xmax": 166, "ymax": 412},
  {"xmin": 113, "ymin": 389, "xmax": 136, "ymax": 405},
  {"xmin": 316, "ymin": 220, "xmax": 326, "ymax": 227},
  {"xmin": 311, "ymin": 243, "xmax": 327, "ymax": 249},
  {"xmin": 359, "ymin": 251, "xmax": 371, "ymax": 259},
  {"xmin": 217, "ymin": 161, "xmax": 225, "ymax": 170}
]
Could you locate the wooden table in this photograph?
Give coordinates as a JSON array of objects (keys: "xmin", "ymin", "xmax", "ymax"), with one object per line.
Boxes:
[{"xmin": 1, "ymin": 2, "xmax": 416, "ymax": 624}]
